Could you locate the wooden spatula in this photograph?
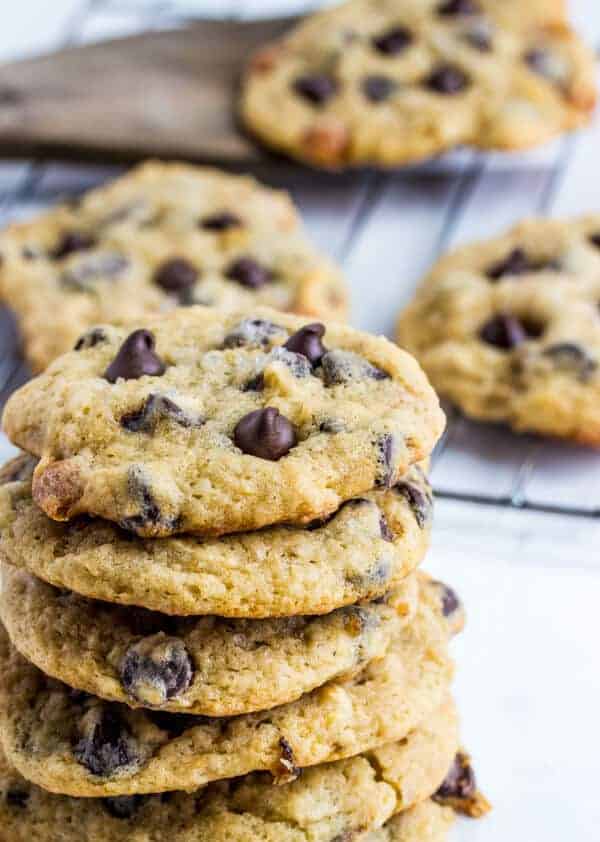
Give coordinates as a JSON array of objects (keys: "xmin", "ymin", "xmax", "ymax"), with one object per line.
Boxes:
[{"xmin": 0, "ymin": 18, "xmax": 295, "ymax": 166}]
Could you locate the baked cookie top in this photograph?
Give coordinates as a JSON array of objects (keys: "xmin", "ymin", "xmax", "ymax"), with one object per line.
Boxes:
[
  {"xmin": 0, "ymin": 453, "xmax": 432, "ymax": 616},
  {"xmin": 0, "ymin": 564, "xmax": 420, "ymax": 717},
  {"xmin": 397, "ymin": 216, "xmax": 600, "ymax": 445},
  {"xmin": 0, "ymin": 584, "xmax": 454, "ymax": 796},
  {"xmin": 0, "ymin": 161, "xmax": 347, "ymax": 371},
  {"xmin": 3, "ymin": 308, "xmax": 445, "ymax": 537},
  {"xmin": 240, "ymin": 0, "xmax": 596, "ymax": 169}
]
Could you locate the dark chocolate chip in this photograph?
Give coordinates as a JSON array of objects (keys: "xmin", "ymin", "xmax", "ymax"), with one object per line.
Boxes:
[
  {"xmin": 74, "ymin": 327, "xmax": 107, "ymax": 351},
  {"xmin": 119, "ymin": 466, "xmax": 169, "ymax": 534},
  {"xmin": 225, "ymin": 257, "xmax": 273, "ymax": 289},
  {"xmin": 284, "ymin": 323, "xmax": 327, "ymax": 365},
  {"xmin": 464, "ymin": 26, "xmax": 492, "ymax": 52},
  {"xmin": 435, "ymin": 580, "xmax": 461, "ymax": 617},
  {"xmin": 379, "ymin": 513, "xmax": 394, "ymax": 542},
  {"xmin": 154, "ymin": 258, "xmax": 198, "ymax": 294},
  {"xmin": 121, "ymin": 394, "xmax": 203, "ymax": 433},
  {"xmin": 269, "ymin": 347, "xmax": 313, "ymax": 378},
  {"xmin": 372, "ymin": 26, "xmax": 413, "ymax": 55},
  {"xmin": 321, "ymin": 350, "xmax": 390, "ymax": 386},
  {"xmin": 223, "ymin": 318, "xmax": 285, "ymax": 349},
  {"xmin": 480, "ymin": 314, "xmax": 533, "ymax": 349},
  {"xmin": 120, "ymin": 635, "xmax": 194, "ymax": 705},
  {"xmin": 375, "ymin": 433, "xmax": 395, "ymax": 489},
  {"xmin": 542, "ymin": 342, "xmax": 597, "ymax": 382},
  {"xmin": 362, "ymin": 75, "xmax": 396, "ymax": 103},
  {"xmin": 104, "ymin": 329, "xmax": 166, "ymax": 382},
  {"xmin": 436, "ymin": 753, "xmax": 476, "ymax": 800},
  {"xmin": 395, "ymin": 480, "xmax": 432, "ymax": 528},
  {"xmin": 275, "ymin": 737, "xmax": 301, "ymax": 784},
  {"xmin": 293, "ymin": 74, "xmax": 339, "ymax": 105},
  {"xmin": 524, "ymin": 48, "xmax": 558, "ymax": 81},
  {"xmin": 234, "ymin": 407, "xmax": 297, "ymax": 460},
  {"xmin": 588, "ymin": 232, "xmax": 600, "ymax": 249},
  {"xmin": 103, "ymin": 795, "xmax": 146, "ymax": 819},
  {"xmin": 425, "ymin": 64, "xmax": 470, "ymax": 94},
  {"xmin": 61, "ymin": 252, "xmax": 129, "ymax": 291},
  {"xmin": 52, "ymin": 231, "xmax": 97, "ymax": 260},
  {"xmin": 319, "ymin": 418, "xmax": 347, "ymax": 433},
  {"xmin": 74, "ymin": 709, "xmax": 139, "ymax": 778},
  {"xmin": 438, "ymin": 0, "xmax": 480, "ymax": 15},
  {"xmin": 200, "ymin": 212, "xmax": 242, "ymax": 231},
  {"xmin": 5, "ymin": 789, "xmax": 29, "ymax": 809},
  {"xmin": 486, "ymin": 247, "xmax": 532, "ymax": 279}
]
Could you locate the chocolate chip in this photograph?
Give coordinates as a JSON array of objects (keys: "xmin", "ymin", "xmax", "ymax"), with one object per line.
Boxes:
[
  {"xmin": 395, "ymin": 479, "xmax": 432, "ymax": 528},
  {"xmin": 435, "ymin": 753, "xmax": 476, "ymax": 801},
  {"xmin": 74, "ymin": 708, "xmax": 139, "ymax": 778},
  {"xmin": 480, "ymin": 314, "xmax": 535, "ymax": 349},
  {"xmin": 588, "ymin": 232, "xmax": 600, "ymax": 249},
  {"xmin": 375, "ymin": 433, "xmax": 395, "ymax": 489},
  {"xmin": 486, "ymin": 247, "xmax": 531, "ymax": 279},
  {"xmin": 435, "ymin": 580, "xmax": 461, "ymax": 617},
  {"xmin": 321, "ymin": 350, "xmax": 390, "ymax": 386},
  {"xmin": 542, "ymin": 342, "xmax": 597, "ymax": 382},
  {"xmin": 121, "ymin": 394, "xmax": 203, "ymax": 433},
  {"xmin": 426, "ymin": 64, "xmax": 469, "ymax": 94},
  {"xmin": 74, "ymin": 327, "xmax": 107, "ymax": 351},
  {"xmin": 104, "ymin": 329, "xmax": 166, "ymax": 382},
  {"xmin": 5, "ymin": 789, "xmax": 29, "ymax": 809},
  {"xmin": 103, "ymin": 795, "xmax": 146, "ymax": 819},
  {"xmin": 319, "ymin": 418, "xmax": 347, "ymax": 433},
  {"xmin": 275, "ymin": 737, "xmax": 301, "ymax": 784},
  {"xmin": 372, "ymin": 26, "xmax": 413, "ymax": 55},
  {"xmin": 154, "ymin": 258, "xmax": 198, "ymax": 295},
  {"xmin": 268, "ymin": 347, "xmax": 313, "ymax": 378},
  {"xmin": 524, "ymin": 48, "xmax": 559, "ymax": 81},
  {"xmin": 225, "ymin": 257, "xmax": 273, "ymax": 289},
  {"xmin": 120, "ymin": 465, "xmax": 169, "ymax": 535},
  {"xmin": 438, "ymin": 0, "xmax": 480, "ymax": 14},
  {"xmin": 200, "ymin": 212, "xmax": 242, "ymax": 231},
  {"xmin": 223, "ymin": 318, "xmax": 286, "ymax": 349},
  {"xmin": 379, "ymin": 513, "xmax": 394, "ymax": 542},
  {"xmin": 61, "ymin": 252, "xmax": 129, "ymax": 291},
  {"xmin": 234, "ymin": 407, "xmax": 297, "ymax": 460},
  {"xmin": 120, "ymin": 634, "xmax": 194, "ymax": 706},
  {"xmin": 284, "ymin": 323, "xmax": 327, "ymax": 365},
  {"xmin": 52, "ymin": 230, "xmax": 96, "ymax": 260},
  {"xmin": 464, "ymin": 25, "xmax": 492, "ymax": 52},
  {"xmin": 362, "ymin": 75, "xmax": 396, "ymax": 103},
  {"xmin": 293, "ymin": 74, "xmax": 338, "ymax": 105}
]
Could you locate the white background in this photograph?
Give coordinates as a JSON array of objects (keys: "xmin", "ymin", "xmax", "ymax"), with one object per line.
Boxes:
[{"xmin": 0, "ymin": 3, "xmax": 599, "ymax": 841}]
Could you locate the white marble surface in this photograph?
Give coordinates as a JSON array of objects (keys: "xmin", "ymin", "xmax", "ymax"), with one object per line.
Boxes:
[{"xmin": 1, "ymin": 3, "xmax": 599, "ymax": 840}]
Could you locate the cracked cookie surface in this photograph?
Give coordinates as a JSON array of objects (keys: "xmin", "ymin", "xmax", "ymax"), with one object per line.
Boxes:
[
  {"xmin": 0, "ymin": 581, "xmax": 454, "ymax": 796},
  {"xmin": 398, "ymin": 216, "xmax": 600, "ymax": 444},
  {"xmin": 0, "ymin": 564, "xmax": 421, "ymax": 717},
  {"xmin": 0, "ymin": 161, "xmax": 347, "ymax": 372},
  {"xmin": 240, "ymin": 0, "xmax": 596, "ymax": 169},
  {"xmin": 0, "ymin": 454, "xmax": 431, "ymax": 616},
  {"xmin": 3, "ymin": 307, "xmax": 444, "ymax": 537}
]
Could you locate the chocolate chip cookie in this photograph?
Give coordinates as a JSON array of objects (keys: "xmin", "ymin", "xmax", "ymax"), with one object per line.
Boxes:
[
  {"xmin": 0, "ymin": 564, "xmax": 421, "ymax": 716},
  {"xmin": 0, "ymin": 741, "xmax": 456, "ymax": 842},
  {"xmin": 0, "ymin": 453, "xmax": 431, "ymax": 616},
  {"xmin": 0, "ymin": 582, "xmax": 454, "ymax": 796},
  {"xmin": 0, "ymin": 161, "xmax": 347, "ymax": 371},
  {"xmin": 240, "ymin": 0, "xmax": 596, "ymax": 169},
  {"xmin": 398, "ymin": 216, "xmax": 600, "ymax": 445},
  {"xmin": 3, "ymin": 308, "xmax": 445, "ymax": 537}
]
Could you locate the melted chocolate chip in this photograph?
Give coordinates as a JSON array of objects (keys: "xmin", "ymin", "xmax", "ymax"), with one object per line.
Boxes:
[
  {"xmin": 395, "ymin": 480, "xmax": 432, "ymax": 528},
  {"xmin": 436, "ymin": 753, "xmax": 476, "ymax": 800},
  {"xmin": 293, "ymin": 74, "xmax": 339, "ymax": 105},
  {"xmin": 362, "ymin": 75, "xmax": 396, "ymax": 103},
  {"xmin": 200, "ymin": 212, "xmax": 242, "ymax": 231},
  {"xmin": 438, "ymin": 0, "xmax": 479, "ymax": 14},
  {"xmin": 372, "ymin": 26, "xmax": 413, "ymax": 55},
  {"xmin": 234, "ymin": 407, "xmax": 297, "ymax": 460},
  {"xmin": 321, "ymin": 350, "xmax": 390, "ymax": 386},
  {"xmin": 103, "ymin": 795, "xmax": 146, "ymax": 819},
  {"xmin": 223, "ymin": 318, "xmax": 285, "ymax": 349},
  {"xmin": 542, "ymin": 342, "xmax": 597, "ymax": 382},
  {"xmin": 121, "ymin": 394, "xmax": 203, "ymax": 433},
  {"xmin": 379, "ymin": 513, "xmax": 394, "ymax": 542},
  {"xmin": 269, "ymin": 347, "xmax": 313, "ymax": 378},
  {"xmin": 120, "ymin": 635, "xmax": 194, "ymax": 705},
  {"xmin": 61, "ymin": 252, "xmax": 129, "ymax": 291},
  {"xmin": 375, "ymin": 433, "xmax": 395, "ymax": 489},
  {"xmin": 319, "ymin": 418, "xmax": 347, "ymax": 433},
  {"xmin": 284, "ymin": 323, "xmax": 327, "ymax": 365},
  {"xmin": 588, "ymin": 232, "xmax": 600, "ymax": 249},
  {"xmin": 436, "ymin": 580, "xmax": 461, "ymax": 617},
  {"xmin": 74, "ymin": 709, "xmax": 139, "ymax": 778},
  {"xmin": 104, "ymin": 330, "xmax": 166, "ymax": 382},
  {"xmin": 464, "ymin": 26, "xmax": 492, "ymax": 52},
  {"xmin": 226, "ymin": 257, "xmax": 273, "ymax": 289},
  {"xmin": 5, "ymin": 789, "xmax": 29, "ymax": 809},
  {"xmin": 74, "ymin": 327, "xmax": 107, "ymax": 351},
  {"xmin": 426, "ymin": 64, "xmax": 469, "ymax": 94},
  {"xmin": 154, "ymin": 258, "xmax": 198, "ymax": 294},
  {"xmin": 52, "ymin": 230, "xmax": 96, "ymax": 260},
  {"xmin": 480, "ymin": 314, "xmax": 540, "ymax": 349},
  {"xmin": 275, "ymin": 737, "xmax": 301, "ymax": 784},
  {"xmin": 120, "ymin": 466, "xmax": 170, "ymax": 535},
  {"xmin": 524, "ymin": 48, "xmax": 558, "ymax": 81},
  {"xmin": 486, "ymin": 247, "xmax": 559, "ymax": 280}
]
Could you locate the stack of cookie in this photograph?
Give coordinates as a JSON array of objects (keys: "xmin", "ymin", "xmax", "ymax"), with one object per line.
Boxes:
[{"xmin": 0, "ymin": 305, "xmax": 487, "ymax": 840}]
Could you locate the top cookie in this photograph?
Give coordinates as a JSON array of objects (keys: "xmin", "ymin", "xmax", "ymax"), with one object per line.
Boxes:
[
  {"xmin": 0, "ymin": 161, "xmax": 347, "ymax": 372},
  {"xmin": 240, "ymin": 0, "xmax": 596, "ymax": 169},
  {"xmin": 3, "ymin": 307, "xmax": 445, "ymax": 537},
  {"xmin": 397, "ymin": 216, "xmax": 600, "ymax": 445}
]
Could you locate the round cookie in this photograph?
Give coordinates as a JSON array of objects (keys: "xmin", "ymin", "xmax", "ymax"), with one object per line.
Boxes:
[
  {"xmin": 0, "ymin": 585, "xmax": 454, "ymax": 796},
  {"xmin": 240, "ymin": 0, "xmax": 596, "ymax": 169},
  {"xmin": 0, "ymin": 455, "xmax": 432, "ymax": 617},
  {"xmin": 0, "ymin": 161, "xmax": 347, "ymax": 372},
  {"xmin": 3, "ymin": 307, "xmax": 445, "ymax": 537},
  {"xmin": 0, "ymin": 564, "xmax": 419, "ymax": 716},
  {"xmin": 398, "ymin": 216, "xmax": 600, "ymax": 445}
]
